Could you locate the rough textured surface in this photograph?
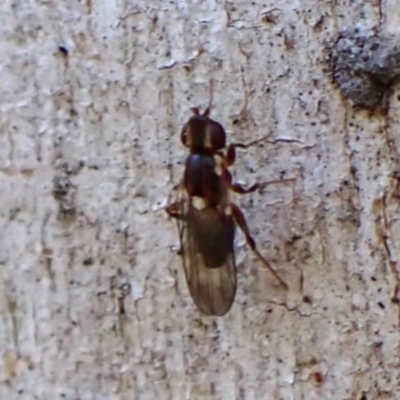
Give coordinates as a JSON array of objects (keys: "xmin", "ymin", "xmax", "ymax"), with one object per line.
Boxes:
[
  {"xmin": 328, "ymin": 29, "xmax": 400, "ymax": 109},
  {"xmin": 1, "ymin": 1, "xmax": 400, "ymax": 400}
]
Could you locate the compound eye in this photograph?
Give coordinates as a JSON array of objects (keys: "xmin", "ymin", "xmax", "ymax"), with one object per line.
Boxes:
[{"xmin": 180, "ymin": 124, "xmax": 188, "ymax": 146}]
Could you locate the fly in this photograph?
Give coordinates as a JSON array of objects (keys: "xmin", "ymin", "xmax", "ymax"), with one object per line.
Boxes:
[{"xmin": 166, "ymin": 104, "xmax": 287, "ymax": 316}]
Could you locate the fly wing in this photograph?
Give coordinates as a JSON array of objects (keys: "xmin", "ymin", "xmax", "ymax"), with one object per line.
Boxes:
[{"xmin": 177, "ymin": 202, "xmax": 237, "ymax": 316}]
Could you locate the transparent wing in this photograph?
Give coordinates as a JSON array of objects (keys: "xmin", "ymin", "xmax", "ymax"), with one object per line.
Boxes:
[{"xmin": 177, "ymin": 199, "xmax": 237, "ymax": 316}]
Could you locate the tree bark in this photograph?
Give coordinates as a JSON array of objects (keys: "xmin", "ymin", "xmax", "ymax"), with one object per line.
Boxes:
[{"xmin": 1, "ymin": 1, "xmax": 400, "ymax": 399}]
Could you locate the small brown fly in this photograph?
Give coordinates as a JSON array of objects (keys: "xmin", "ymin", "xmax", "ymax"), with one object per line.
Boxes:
[{"xmin": 166, "ymin": 105, "xmax": 287, "ymax": 316}]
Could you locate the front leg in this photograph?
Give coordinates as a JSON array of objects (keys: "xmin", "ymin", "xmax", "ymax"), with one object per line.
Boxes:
[
  {"xmin": 224, "ymin": 143, "xmax": 248, "ymax": 167},
  {"xmin": 224, "ymin": 138, "xmax": 267, "ymax": 167}
]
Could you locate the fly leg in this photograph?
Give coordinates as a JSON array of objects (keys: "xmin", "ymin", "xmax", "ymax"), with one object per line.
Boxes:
[
  {"xmin": 165, "ymin": 201, "xmax": 184, "ymax": 220},
  {"xmin": 224, "ymin": 143, "xmax": 251, "ymax": 167},
  {"xmin": 223, "ymin": 136, "xmax": 269, "ymax": 167},
  {"xmin": 223, "ymin": 144, "xmax": 296, "ymax": 194},
  {"xmin": 231, "ymin": 179, "xmax": 296, "ymax": 195},
  {"xmin": 221, "ymin": 165, "xmax": 261, "ymax": 194},
  {"xmin": 230, "ymin": 202, "xmax": 288, "ymax": 289},
  {"xmin": 165, "ymin": 182, "xmax": 185, "ymax": 220},
  {"xmin": 165, "ymin": 201, "xmax": 186, "ymax": 256},
  {"xmin": 230, "ymin": 182, "xmax": 260, "ymax": 194}
]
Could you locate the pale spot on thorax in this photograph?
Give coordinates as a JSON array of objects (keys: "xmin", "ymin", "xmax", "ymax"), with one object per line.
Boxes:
[
  {"xmin": 213, "ymin": 154, "xmax": 224, "ymax": 176},
  {"xmin": 224, "ymin": 205, "xmax": 232, "ymax": 215},
  {"xmin": 191, "ymin": 196, "xmax": 207, "ymax": 210}
]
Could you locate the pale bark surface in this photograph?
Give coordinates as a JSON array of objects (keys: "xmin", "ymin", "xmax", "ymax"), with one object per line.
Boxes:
[{"xmin": 1, "ymin": 1, "xmax": 400, "ymax": 399}]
